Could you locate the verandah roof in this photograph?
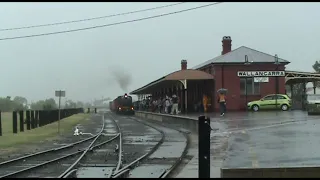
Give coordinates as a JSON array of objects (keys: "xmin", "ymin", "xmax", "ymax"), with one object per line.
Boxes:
[{"xmin": 130, "ymin": 69, "xmax": 214, "ymax": 95}]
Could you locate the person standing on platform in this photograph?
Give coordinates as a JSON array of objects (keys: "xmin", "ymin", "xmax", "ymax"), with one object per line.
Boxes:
[
  {"xmin": 171, "ymin": 94, "xmax": 179, "ymax": 115},
  {"xmin": 164, "ymin": 96, "xmax": 170, "ymax": 114},
  {"xmin": 203, "ymin": 94, "xmax": 208, "ymax": 113},
  {"xmin": 158, "ymin": 97, "xmax": 162, "ymax": 113},
  {"xmin": 218, "ymin": 92, "xmax": 227, "ymax": 116}
]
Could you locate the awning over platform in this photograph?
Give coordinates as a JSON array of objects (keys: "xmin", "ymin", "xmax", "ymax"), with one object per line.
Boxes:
[
  {"xmin": 285, "ymin": 71, "xmax": 320, "ymax": 84},
  {"xmin": 130, "ymin": 69, "xmax": 214, "ymax": 95}
]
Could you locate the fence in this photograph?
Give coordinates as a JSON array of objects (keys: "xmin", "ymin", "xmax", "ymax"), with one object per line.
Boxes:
[{"xmin": 0, "ymin": 108, "xmax": 84, "ymax": 136}]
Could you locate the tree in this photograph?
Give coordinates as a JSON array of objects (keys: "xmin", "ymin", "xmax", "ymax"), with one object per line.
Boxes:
[
  {"xmin": 0, "ymin": 97, "xmax": 12, "ymax": 112},
  {"xmin": 30, "ymin": 98, "xmax": 57, "ymax": 110},
  {"xmin": 0, "ymin": 96, "xmax": 27, "ymax": 111},
  {"xmin": 65, "ymin": 100, "xmax": 77, "ymax": 109},
  {"xmin": 313, "ymin": 61, "xmax": 320, "ymax": 72},
  {"xmin": 312, "ymin": 60, "xmax": 320, "ymax": 87},
  {"xmin": 13, "ymin": 96, "xmax": 28, "ymax": 105},
  {"xmin": 84, "ymin": 102, "xmax": 92, "ymax": 108},
  {"xmin": 43, "ymin": 98, "xmax": 57, "ymax": 110},
  {"xmin": 76, "ymin": 101, "xmax": 84, "ymax": 108},
  {"xmin": 12, "ymin": 96, "xmax": 28, "ymax": 110},
  {"xmin": 0, "ymin": 96, "xmax": 63, "ymax": 111},
  {"xmin": 31, "ymin": 100, "xmax": 44, "ymax": 110}
]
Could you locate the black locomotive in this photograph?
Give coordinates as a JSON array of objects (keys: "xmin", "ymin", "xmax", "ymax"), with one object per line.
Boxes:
[{"xmin": 110, "ymin": 93, "xmax": 135, "ymax": 115}]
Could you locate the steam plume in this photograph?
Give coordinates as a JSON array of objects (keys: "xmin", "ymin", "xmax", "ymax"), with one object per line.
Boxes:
[{"xmin": 109, "ymin": 66, "xmax": 132, "ymax": 92}]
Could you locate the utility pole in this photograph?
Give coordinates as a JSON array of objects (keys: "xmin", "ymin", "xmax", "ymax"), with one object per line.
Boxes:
[
  {"xmin": 275, "ymin": 55, "xmax": 280, "ymax": 110},
  {"xmin": 244, "ymin": 55, "xmax": 249, "ymax": 110}
]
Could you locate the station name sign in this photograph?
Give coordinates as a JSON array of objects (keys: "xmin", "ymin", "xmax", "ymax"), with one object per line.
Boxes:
[{"xmin": 237, "ymin": 71, "xmax": 285, "ymax": 77}]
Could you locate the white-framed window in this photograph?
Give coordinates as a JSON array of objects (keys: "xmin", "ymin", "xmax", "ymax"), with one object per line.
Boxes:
[{"xmin": 240, "ymin": 78, "xmax": 260, "ymax": 95}]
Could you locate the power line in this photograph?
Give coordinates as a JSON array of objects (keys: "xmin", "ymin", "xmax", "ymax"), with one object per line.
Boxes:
[
  {"xmin": 0, "ymin": 2, "xmax": 223, "ymax": 41},
  {"xmin": 0, "ymin": 2, "xmax": 185, "ymax": 31}
]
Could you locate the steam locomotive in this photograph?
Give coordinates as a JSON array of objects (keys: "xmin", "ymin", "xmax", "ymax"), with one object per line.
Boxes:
[{"xmin": 109, "ymin": 93, "xmax": 135, "ymax": 115}]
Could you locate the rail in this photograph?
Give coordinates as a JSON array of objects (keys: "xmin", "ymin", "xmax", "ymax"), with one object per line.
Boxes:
[
  {"xmin": 0, "ymin": 114, "xmax": 118, "ymax": 178},
  {"xmin": 1, "ymin": 112, "xmax": 190, "ymax": 178},
  {"xmin": 159, "ymin": 132, "xmax": 190, "ymax": 178},
  {"xmin": 58, "ymin": 115, "xmax": 105, "ymax": 178},
  {"xmin": 111, "ymin": 116, "xmax": 191, "ymax": 178},
  {"xmin": 104, "ymin": 113, "xmax": 123, "ymax": 177},
  {"xmin": 61, "ymin": 113, "xmax": 121, "ymax": 178}
]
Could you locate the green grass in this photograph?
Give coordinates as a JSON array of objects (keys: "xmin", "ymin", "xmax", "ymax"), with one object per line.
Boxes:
[{"xmin": 0, "ymin": 112, "xmax": 91, "ymax": 149}]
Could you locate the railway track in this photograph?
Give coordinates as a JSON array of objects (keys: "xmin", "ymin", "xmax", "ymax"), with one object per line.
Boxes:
[
  {"xmin": 109, "ymin": 114, "xmax": 189, "ymax": 178},
  {"xmin": 0, "ymin": 111, "xmax": 190, "ymax": 178},
  {"xmin": 0, "ymin": 114, "xmax": 121, "ymax": 178},
  {"xmin": 70, "ymin": 114, "xmax": 122, "ymax": 178}
]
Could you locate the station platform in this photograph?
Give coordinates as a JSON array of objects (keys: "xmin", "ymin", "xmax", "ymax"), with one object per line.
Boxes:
[
  {"xmin": 136, "ymin": 110, "xmax": 320, "ymax": 178},
  {"xmin": 175, "ymin": 134, "xmax": 224, "ymax": 178}
]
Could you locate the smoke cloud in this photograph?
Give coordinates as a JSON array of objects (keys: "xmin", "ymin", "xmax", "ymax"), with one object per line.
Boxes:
[{"xmin": 108, "ymin": 66, "xmax": 132, "ymax": 92}]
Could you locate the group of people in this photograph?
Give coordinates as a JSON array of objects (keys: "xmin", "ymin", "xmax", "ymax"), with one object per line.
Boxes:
[
  {"xmin": 201, "ymin": 92, "xmax": 226, "ymax": 116},
  {"xmin": 134, "ymin": 91, "xmax": 227, "ymax": 116},
  {"xmin": 135, "ymin": 94, "xmax": 180, "ymax": 115}
]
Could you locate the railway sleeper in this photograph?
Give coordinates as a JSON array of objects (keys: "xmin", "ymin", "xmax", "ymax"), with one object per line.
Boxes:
[
  {"xmin": 141, "ymin": 158, "xmax": 179, "ymax": 164},
  {"xmin": 78, "ymin": 163, "xmax": 117, "ymax": 167}
]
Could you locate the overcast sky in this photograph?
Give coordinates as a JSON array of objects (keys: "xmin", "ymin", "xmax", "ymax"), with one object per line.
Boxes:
[{"xmin": 0, "ymin": 2, "xmax": 319, "ymax": 103}]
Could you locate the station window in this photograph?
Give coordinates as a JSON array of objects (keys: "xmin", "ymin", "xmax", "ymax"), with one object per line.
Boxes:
[{"xmin": 240, "ymin": 78, "xmax": 260, "ymax": 95}]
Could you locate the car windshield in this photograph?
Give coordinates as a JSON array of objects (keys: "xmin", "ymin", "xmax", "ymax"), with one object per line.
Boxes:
[{"xmin": 262, "ymin": 95, "xmax": 274, "ymax": 100}]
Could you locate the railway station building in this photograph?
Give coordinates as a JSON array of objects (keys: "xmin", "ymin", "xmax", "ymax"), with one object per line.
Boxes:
[{"xmin": 130, "ymin": 36, "xmax": 320, "ymax": 112}]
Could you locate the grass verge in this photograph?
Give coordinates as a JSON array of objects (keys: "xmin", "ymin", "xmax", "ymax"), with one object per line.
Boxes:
[{"xmin": 0, "ymin": 112, "xmax": 91, "ymax": 149}]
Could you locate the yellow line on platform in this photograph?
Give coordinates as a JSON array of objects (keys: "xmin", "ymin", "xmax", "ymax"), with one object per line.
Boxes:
[{"xmin": 249, "ymin": 146, "xmax": 260, "ymax": 168}]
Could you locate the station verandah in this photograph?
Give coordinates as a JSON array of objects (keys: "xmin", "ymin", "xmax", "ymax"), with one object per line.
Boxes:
[
  {"xmin": 285, "ymin": 71, "xmax": 320, "ymax": 110},
  {"xmin": 130, "ymin": 69, "xmax": 215, "ymax": 113}
]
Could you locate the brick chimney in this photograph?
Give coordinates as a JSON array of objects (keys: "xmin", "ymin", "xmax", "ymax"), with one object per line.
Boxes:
[
  {"xmin": 221, "ymin": 36, "xmax": 232, "ymax": 55},
  {"xmin": 181, "ymin": 59, "xmax": 187, "ymax": 70}
]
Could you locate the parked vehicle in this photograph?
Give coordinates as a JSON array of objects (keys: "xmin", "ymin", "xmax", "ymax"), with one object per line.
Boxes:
[{"xmin": 247, "ymin": 94, "xmax": 292, "ymax": 112}]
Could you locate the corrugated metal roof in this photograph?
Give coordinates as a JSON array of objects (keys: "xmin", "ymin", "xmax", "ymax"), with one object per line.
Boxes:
[
  {"xmin": 192, "ymin": 46, "xmax": 291, "ymax": 69},
  {"xmin": 165, "ymin": 69, "xmax": 213, "ymax": 80},
  {"xmin": 130, "ymin": 69, "xmax": 214, "ymax": 94}
]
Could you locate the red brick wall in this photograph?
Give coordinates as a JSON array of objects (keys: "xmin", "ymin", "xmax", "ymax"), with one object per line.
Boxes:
[{"xmin": 212, "ymin": 64, "xmax": 286, "ymax": 111}]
